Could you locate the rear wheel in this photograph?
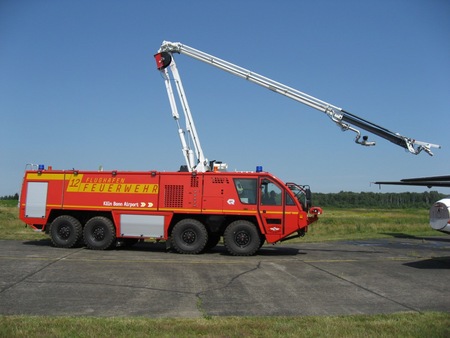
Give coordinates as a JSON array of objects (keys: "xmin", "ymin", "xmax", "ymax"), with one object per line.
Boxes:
[
  {"xmin": 50, "ymin": 215, "xmax": 82, "ymax": 248},
  {"xmin": 171, "ymin": 219, "xmax": 208, "ymax": 254},
  {"xmin": 83, "ymin": 216, "xmax": 116, "ymax": 250},
  {"xmin": 224, "ymin": 220, "xmax": 261, "ymax": 256}
]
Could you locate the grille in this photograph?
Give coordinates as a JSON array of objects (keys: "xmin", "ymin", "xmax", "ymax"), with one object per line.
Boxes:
[
  {"xmin": 191, "ymin": 176, "xmax": 199, "ymax": 187},
  {"xmin": 164, "ymin": 185, "xmax": 184, "ymax": 208},
  {"xmin": 211, "ymin": 177, "xmax": 229, "ymax": 184}
]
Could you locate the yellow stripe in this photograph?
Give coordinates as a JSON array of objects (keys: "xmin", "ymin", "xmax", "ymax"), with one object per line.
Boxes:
[
  {"xmin": 26, "ymin": 173, "xmax": 65, "ymax": 180},
  {"xmin": 159, "ymin": 208, "xmax": 202, "ymax": 213},
  {"xmin": 159, "ymin": 208, "xmax": 258, "ymax": 215},
  {"xmin": 222, "ymin": 209, "xmax": 257, "ymax": 214},
  {"xmin": 263, "ymin": 210, "xmax": 284, "ymax": 215},
  {"xmin": 32, "ymin": 204, "xmax": 285, "ymax": 216},
  {"xmin": 62, "ymin": 205, "xmax": 158, "ymax": 211},
  {"xmin": 34, "ymin": 205, "xmax": 264, "ymax": 215}
]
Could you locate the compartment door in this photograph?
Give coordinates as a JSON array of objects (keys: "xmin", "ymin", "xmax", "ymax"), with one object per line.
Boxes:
[{"xmin": 25, "ymin": 182, "xmax": 48, "ymax": 218}]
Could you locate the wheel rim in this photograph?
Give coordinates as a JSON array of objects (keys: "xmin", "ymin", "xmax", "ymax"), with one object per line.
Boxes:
[
  {"xmin": 235, "ymin": 230, "xmax": 250, "ymax": 247},
  {"xmin": 58, "ymin": 225, "xmax": 71, "ymax": 240},
  {"xmin": 181, "ymin": 229, "xmax": 196, "ymax": 244},
  {"xmin": 92, "ymin": 226, "xmax": 105, "ymax": 241}
]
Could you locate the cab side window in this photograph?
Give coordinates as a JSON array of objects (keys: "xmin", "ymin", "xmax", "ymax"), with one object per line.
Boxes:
[
  {"xmin": 234, "ymin": 178, "xmax": 257, "ymax": 204},
  {"xmin": 260, "ymin": 179, "xmax": 282, "ymax": 206},
  {"xmin": 286, "ymin": 192, "xmax": 295, "ymax": 206}
]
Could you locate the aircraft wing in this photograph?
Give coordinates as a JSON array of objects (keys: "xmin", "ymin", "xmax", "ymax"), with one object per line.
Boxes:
[{"xmin": 374, "ymin": 175, "xmax": 450, "ymax": 188}]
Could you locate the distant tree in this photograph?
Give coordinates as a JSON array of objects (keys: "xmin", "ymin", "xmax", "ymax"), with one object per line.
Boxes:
[
  {"xmin": 313, "ymin": 191, "xmax": 446, "ymax": 209},
  {"xmin": 0, "ymin": 194, "xmax": 19, "ymax": 200}
]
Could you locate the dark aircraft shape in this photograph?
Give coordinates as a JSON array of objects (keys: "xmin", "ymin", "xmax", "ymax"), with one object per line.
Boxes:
[
  {"xmin": 375, "ymin": 175, "xmax": 450, "ymax": 188},
  {"xmin": 375, "ymin": 175, "xmax": 450, "ymax": 234}
]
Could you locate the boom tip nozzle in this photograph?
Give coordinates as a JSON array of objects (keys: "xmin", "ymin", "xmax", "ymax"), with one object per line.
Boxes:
[{"xmin": 355, "ymin": 134, "xmax": 376, "ymax": 146}]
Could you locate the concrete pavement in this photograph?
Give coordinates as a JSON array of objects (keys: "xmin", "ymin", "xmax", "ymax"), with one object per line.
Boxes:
[{"xmin": 0, "ymin": 236, "xmax": 449, "ymax": 317}]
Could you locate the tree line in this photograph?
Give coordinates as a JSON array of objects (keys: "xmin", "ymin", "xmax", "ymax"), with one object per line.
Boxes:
[
  {"xmin": 312, "ymin": 191, "xmax": 447, "ymax": 209},
  {"xmin": 0, "ymin": 193, "xmax": 19, "ymax": 200},
  {"xmin": 0, "ymin": 191, "xmax": 447, "ymax": 208}
]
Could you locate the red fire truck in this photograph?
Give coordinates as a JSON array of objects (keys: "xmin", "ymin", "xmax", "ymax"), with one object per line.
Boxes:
[
  {"xmin": 19, "ymin": 166, "xmax": 320, "ymax": 256},
  {"xmin": 19, "ymin": 41, "xmax": 439, "ymax": 255}
]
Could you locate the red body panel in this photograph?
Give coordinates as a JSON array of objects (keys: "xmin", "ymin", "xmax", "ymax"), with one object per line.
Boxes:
[{"xmin": 19, "ymin": 169, "xmax": 320, "ymax": 244}]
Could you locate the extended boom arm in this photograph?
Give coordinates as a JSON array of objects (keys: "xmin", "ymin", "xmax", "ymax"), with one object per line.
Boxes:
[
  {"xmin": 155, "ymin": 41, "xmax": 440, "ymax": 160},
  {"xmin": 155, "ymin": 48, "xmax": 214, "ymax": 172}
]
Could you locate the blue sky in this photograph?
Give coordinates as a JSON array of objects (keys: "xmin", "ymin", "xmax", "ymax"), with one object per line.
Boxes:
[{"xmin": 1, "ymin": 0, "xmax": 449, "ymax": 195}]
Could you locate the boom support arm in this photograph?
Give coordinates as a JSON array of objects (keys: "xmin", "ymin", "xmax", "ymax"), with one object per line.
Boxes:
[
  {"xmin": 156, "ymin": 41, "xmax": 440, "ymax": 156},
  {"xmin": 155, "ymin": 50, "xmax": 211, "ymax": 172}
]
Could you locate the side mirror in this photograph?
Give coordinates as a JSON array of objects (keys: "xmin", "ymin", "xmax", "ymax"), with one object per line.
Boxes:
[{"xmin": 305, "ymin": 188, "xmax": 312, "ymax": 210}]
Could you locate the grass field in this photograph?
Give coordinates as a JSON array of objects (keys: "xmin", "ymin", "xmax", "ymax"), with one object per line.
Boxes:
[
  {"xmin": 1, "ymin": 312, "xmax": 449, "ymax": 337},
  {"xmin": 1, "ymin": 200, "xmax": 448, "ymax": 337},
  {"xmin": 304, "ymin": 207, "xmax": 439, "ymax": 242},
  {"xmin": 0, "ymin": 200, "xmax": 441, "ymax": 242}
]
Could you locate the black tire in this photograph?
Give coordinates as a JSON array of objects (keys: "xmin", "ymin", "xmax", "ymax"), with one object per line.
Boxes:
[
  {"xmin": 224, "ymin": 220, "xmax": 261, "ymax": 256},
  {"xmin": 258, "ymin": 234, "xmax": 266, "ymax": 249},
  {"xmin": 171, "ymin": 219, "xmax": 208, "ymax": 254},
  {"xmin": 50, "ymin": 215, "xmax": 83, "ymax": 248},
  {"xmin": 83, "ymin": 216, "xmax": 116, "ymax": 250}
]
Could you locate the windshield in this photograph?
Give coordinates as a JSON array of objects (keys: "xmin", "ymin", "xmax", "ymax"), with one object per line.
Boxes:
[{"xmin": 286, "ymin": 182, "xmax": 311, "ymax": 210}]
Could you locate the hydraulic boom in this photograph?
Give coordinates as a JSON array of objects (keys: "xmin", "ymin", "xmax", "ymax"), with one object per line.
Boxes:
[{"xmin": 155, "ymin": 41, "xmax": 440, "ymax": 166}]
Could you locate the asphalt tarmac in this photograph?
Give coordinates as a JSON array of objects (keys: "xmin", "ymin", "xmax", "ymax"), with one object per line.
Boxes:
[{"xmin": 0, "ymin": 236, "xmax": 449, "ymax": 318}]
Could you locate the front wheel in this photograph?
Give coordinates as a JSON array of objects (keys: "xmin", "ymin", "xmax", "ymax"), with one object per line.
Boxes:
[
  {"xmin": 171, "ymin": 219, "xmax": 208, "ymax": 254},
  {"xmin": 224, "ymin": 220, "xmax": 261, "ymax": 256},
  {"xmin": 83, "ymin": 216, "xmax": 116, "ymax": 250}
]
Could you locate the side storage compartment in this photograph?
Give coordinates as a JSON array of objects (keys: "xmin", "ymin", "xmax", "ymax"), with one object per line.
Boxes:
[
  {"xmin": 24, "ymin": 182, "xmax": 48, "ymax": 218},
  {"xmin": 119, "ymin": 214, "xmax": 165, "ymax": 238}
]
